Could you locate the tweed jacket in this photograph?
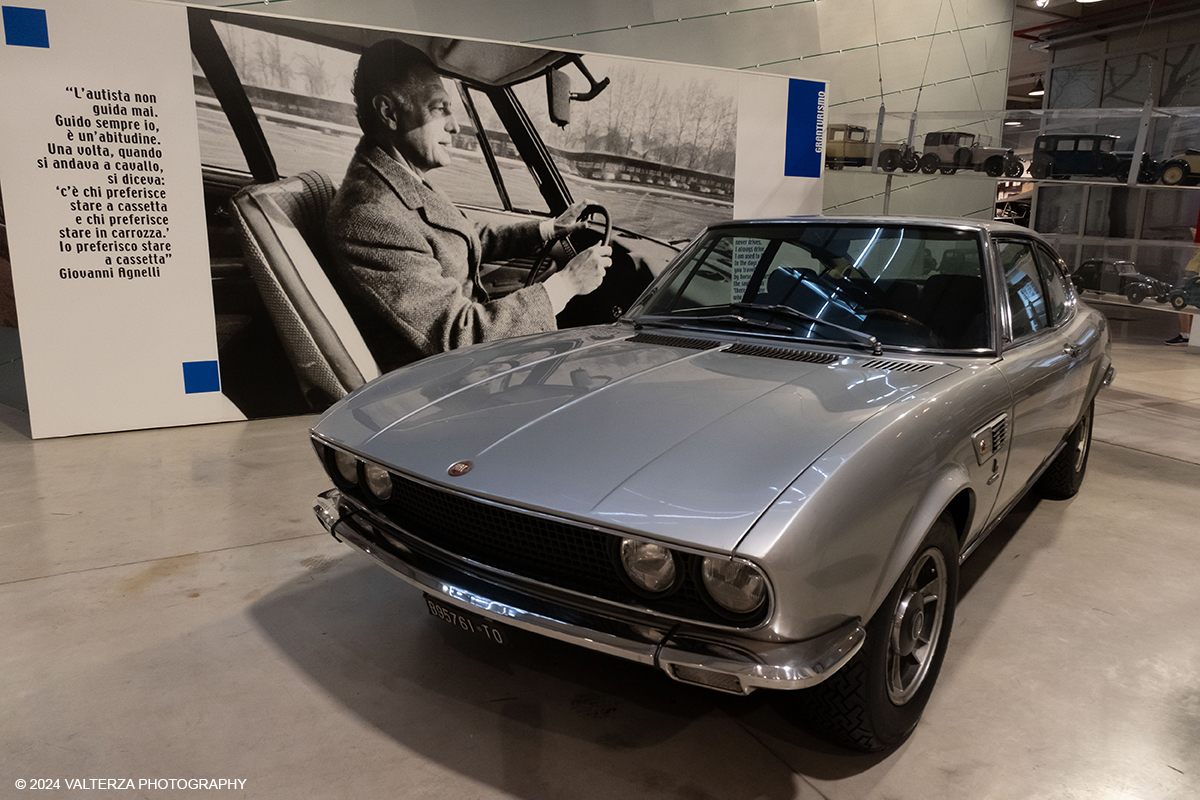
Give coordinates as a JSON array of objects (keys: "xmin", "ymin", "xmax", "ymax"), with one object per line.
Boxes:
[{"xmin": 326, "ymin": 141, "xmax": 556, "ymax": 372}]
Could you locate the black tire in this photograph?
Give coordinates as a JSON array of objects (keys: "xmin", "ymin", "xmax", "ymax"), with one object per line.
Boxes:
[
  {"xmin": 1030, "ymin": 156, "xmax": 1051, "ymax": 180},
  {"xmin": 1161, "ymin": 160, "xmax": 1189, "ymax": 186},
  {"xmin": 1004, "ymin": 157, "xmax": 1024, "ymax": 178},
  {"xmin": 984, "ymin": 156, "xmax": 1004, "ymax": 178},
  {"xmin": 1126, "ymin": 285, "xmax": 1146, "ymax": 305},
  {"xmin": 939, "ymin": 166, "xmax": 957, "ymax": 175},
  {"xmin": 1037, "ymin": 400, "xmax": 1093, "ymax": 500},
  {"xmin": 1139, "ymin": 161, "xmax": 1161, "ymax": 184},
  {"xmin": 900, "ymin": 152, "xmax": 919, "ymax": 173},
  {"xmin": 1171, "ymin": 294, "xmax": 1188, "ymax": 310},
  {"xmin": 1115, "ymin": 162, "xmax": 1131, "ymax": 183},
  {"xmin": 794, "ymin": 515, "xmax": 958, "ymax": 752},
  {"xmin": 880, "ymin": 150, "xmax": 899, "ymax": 172},
  {"xmin": 919, "ymin": 153, "xmax": 940, "ymax": 175}
]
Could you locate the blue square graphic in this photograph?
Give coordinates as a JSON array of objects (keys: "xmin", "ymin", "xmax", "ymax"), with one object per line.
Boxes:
[
  {"xmin": 182, "ymin": 360, "xmax": 221, "ymax": 394},
  {"xmin": 3, "ymin": 6, "xmax": 49, "ymax": 48},
  {"xmin": 783, "ymin": 78, "xmax": 825, "ymax": 178}
]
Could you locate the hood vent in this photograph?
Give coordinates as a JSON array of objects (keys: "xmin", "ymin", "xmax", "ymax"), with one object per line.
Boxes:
[
  {"xmin": 861, "ymin": 359, "xmax": 936, "ymax": 373},
  {"xmin": 723, "ymin": 343, "xmax": 838, "ymax": 364},
  {"xmin": 627, "ymin": 332, "xmax": 721, "ymax": 350}
]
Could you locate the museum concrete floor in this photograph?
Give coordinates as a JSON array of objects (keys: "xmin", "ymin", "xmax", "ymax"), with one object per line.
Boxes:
[{"xmin": 3, "ymin": 310, "xmax": 1199, "ymax": 800}]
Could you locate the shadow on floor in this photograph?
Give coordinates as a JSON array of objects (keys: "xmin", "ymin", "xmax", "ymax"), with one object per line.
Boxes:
[{"xmin": 248, "ymin": 556, "xmax": 889, "ymax": 798}]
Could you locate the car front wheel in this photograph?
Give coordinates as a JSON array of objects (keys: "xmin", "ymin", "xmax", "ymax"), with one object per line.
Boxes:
[
  {"xmin": 794, "ymin": 515, "xmax": 958, "ymax": 751},
  {"xmin": 1037, "ymin": 400, "xmax": 1093, "ymax": 500},
  {"xmin": 1161, "ymin": 160, "xmax": 1190, "ymax": 186}
]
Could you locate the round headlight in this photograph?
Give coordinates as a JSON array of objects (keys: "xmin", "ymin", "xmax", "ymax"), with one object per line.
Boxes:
[
  {"xmin": 701, "ymin": 557, "xmax": 766, "ymax": 615},
  {"xmin": 362, "ymin": 462, "xmax": 393, "ymax": 502},
  {"xmin": 619, "ymin": 538, "xmax": 678, "ymax": 594},
  {"xmin": 333, "ymin": 450, "xmax": 359, "ymax": 485}
]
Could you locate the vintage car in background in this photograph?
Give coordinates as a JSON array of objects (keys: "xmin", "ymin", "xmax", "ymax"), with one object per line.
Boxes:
[
  {"xmin": 1029, "ymin": 134, "xmax": 1121, "ymax": 180},
  {"xmin": 310, "ymin": 216, "xmax": 1113, "ymax": 751},
  {"xmin": 1158, "ymin": 149, "xmax": 1200, "ymax": 186},
  {"xmin": 825, "ymin": 124, "xmax": 918, "ymax": 172},
  {"xmin": 918, "ymin": 131, "xmax": 1022, "ymax": 177},
  {"xmin": 1029, "ymin": 133, "xmax": 1161, "ymax": 183},
  {"xmin": 1070, "ymin": 258, "xmax": 1169, "ymax": 304},
  {"xmin": 1168, "ymin": 274, "xmax": 1200, "ymax": 310}
]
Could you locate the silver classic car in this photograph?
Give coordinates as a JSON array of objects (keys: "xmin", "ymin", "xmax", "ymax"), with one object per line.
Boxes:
[{"xmin": 310, "ymin": 216, "xmax": 1113, "ymax": 750}]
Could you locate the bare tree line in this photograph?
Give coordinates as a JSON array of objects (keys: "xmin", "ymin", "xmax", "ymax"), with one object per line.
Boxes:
[
  {"xmin": 215, "ymin": 24, "xmax": 349, "ymax": 100},
  {"xmin": 210, "ymin": 26, "xmax": 737, "ymax": 175},
  {"xmin": 537, "ymin": 63, "xmax": 737, "ymax": 176}
]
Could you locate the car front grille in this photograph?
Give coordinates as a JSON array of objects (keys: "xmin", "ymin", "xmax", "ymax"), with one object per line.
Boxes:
[{"xmin": 361, "ymin": 472, "xmax": 764, "ymax": 628}]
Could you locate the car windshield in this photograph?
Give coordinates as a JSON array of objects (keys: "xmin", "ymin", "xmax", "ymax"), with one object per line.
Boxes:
[{"xmin": 628, "ymin": 223, "xmax": 990, "ymax": 352}]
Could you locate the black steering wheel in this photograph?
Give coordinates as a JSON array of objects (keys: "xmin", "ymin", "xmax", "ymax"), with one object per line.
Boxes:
[{"xmin": 525, "ymin": 204, "xmax": 612, "ymax": 287}]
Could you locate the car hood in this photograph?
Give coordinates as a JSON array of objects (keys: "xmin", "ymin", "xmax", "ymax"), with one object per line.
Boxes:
[{"xmin": 313, "ymin": 326, "xmax": 959, "ymax": 551}]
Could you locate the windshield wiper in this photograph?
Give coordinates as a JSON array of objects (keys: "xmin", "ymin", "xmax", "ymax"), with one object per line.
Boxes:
[
  {"xmin": 731, "ymin": 302, "xmax": 883, "ymax": 355},
  {"xmin": 635, "ymin": 313, "xmax": 792, "ymax": 333}
]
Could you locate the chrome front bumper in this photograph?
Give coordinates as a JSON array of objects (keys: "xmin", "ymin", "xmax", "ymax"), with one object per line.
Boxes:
[{"xmin": 314, "ymin": 489, "xmax": 864, "ymax": 695}]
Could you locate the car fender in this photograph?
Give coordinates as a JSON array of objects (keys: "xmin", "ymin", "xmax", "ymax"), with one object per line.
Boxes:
[{"xmin": 736, "ymin": 366, "xmax": 1007, "ymax": 641}]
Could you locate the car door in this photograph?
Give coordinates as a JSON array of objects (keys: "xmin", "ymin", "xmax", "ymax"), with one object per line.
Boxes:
[{"xmin": 991, "ymin": 237, "xmax": 1081, "ymax": 511}]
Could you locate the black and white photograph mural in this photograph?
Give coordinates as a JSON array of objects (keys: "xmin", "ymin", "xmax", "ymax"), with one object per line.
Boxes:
[{"xmin": 0, "ymin": 0, "xmax": 823, "ymax": 437}]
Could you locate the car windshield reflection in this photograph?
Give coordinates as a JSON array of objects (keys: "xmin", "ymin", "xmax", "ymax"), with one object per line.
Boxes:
[{"xmin": 628, "ymin": 223, "xmax": 990, "ymax": 352}]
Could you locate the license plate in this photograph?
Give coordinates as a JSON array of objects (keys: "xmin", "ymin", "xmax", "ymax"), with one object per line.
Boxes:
[{"xmin": 424, "ymin": 595, "xmax": 509, "ymax": 646}]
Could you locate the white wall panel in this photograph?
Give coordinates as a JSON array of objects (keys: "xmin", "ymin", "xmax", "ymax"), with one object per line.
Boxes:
[
  {"xmin": 814, "ymin": 0, "xmax": 879, "ymax": 54},
  {"xmin": 521, "ymin": 6, "xmax": 824, "ymax": 69}
]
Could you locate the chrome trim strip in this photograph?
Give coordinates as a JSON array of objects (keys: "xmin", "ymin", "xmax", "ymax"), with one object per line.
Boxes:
[{"xmin": 315, "ymin": 489, "xmax": 864, "ymax": 692}]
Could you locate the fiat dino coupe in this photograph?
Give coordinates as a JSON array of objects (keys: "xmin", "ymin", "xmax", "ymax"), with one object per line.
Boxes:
[{"xmin": 310, "ymin": 216, "xmax": 1113, "ymax": 750}]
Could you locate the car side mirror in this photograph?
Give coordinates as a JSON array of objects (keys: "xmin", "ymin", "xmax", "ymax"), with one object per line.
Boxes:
[{"xmin": 548, "ymin": 68, "xmax": 571, "ymax": 128}]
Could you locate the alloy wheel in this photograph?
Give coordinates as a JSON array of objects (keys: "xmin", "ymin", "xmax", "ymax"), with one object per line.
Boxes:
[{"xmin": 886, "ymin": 548, "xmax": 948, "ymax": 705}]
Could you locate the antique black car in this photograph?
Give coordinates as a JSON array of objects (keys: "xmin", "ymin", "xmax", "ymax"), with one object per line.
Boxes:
[
  {"xmin": 1070, "ymin": 259, "xmax": 1168, "ymax": 304},
  {"xmin": 1030, "ymin": 134, "xmax": 1119, "ymax": 180}
]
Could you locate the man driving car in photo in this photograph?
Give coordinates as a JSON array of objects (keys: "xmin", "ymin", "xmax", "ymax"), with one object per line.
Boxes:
[{"xmin": 326, "ymin": 39, "xmax": 612, "ymax": 372}]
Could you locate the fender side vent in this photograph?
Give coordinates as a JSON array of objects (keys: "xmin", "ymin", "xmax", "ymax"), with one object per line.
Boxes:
[
  {"xmin": 992, "ymin": 417, "xmax": 1008, "ymax": 452},
  {"xmin": 861, "ymin": 359, "xmax": 936, "ymax": 372},
  {"xmin": 723, "ymin": 343, "xmax": 838, "ymax": 364},
  {"xmin": 628, "ymin": 333, "xmax": 720, "ymax": 350}
]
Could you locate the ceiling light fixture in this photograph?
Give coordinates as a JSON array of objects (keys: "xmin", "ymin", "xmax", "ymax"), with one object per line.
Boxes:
[
  {"xmin": 1005, "ymin": 120, "xmax": 1022, "ymax": 126},
  {"xmin": 1076, "ymin": 0, "xmax": 1103, "ymax": 4},
  {"xmin": 1035, "ymin": 0, "xmax": 1049, "ymax": 6},
  {"xmin": 1029, "ymin": 78, "xmax": 1045, "ymax": 96}
]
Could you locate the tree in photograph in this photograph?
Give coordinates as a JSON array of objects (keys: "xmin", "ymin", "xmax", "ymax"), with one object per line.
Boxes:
[{"xmin": 298, "ymin": 49, "xmax": 331, "ymax": 98}]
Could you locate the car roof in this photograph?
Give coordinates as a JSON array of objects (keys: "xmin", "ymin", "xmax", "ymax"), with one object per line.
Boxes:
[
  {"xmin": 1035, "ymin": 133, "xmax": 1119, "ymax": 141},
  {"xmin": 209, "ymin": 10, "xmax": 566, "ymax": 87},
  {"xmin": 709, "ymin": 215, "xmax": 1040, "ymax": 238}
]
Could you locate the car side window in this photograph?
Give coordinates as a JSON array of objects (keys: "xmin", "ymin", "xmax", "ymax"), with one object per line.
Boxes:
[
  {"xmin": 997, "ymin": 239, "xmax": 1049, "ymax": 341},
  {"xmin": 442, "ymin": 88, "xmax": 546, "ymax": 214},
  {"xmin": 1033, "ymin": 246, "xmax": 1071, "ymax": 325}
]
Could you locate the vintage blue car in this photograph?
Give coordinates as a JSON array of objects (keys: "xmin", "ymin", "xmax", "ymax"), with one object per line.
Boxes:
[{"xmin": 310, "ymin": 216, "xmax": 1113, "ymax": 751}]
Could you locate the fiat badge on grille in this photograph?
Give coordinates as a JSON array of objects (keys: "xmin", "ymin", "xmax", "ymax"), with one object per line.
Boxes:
[{"xmin": 448, "ymin": 460, "xmax": 473, "ymax": 477}]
